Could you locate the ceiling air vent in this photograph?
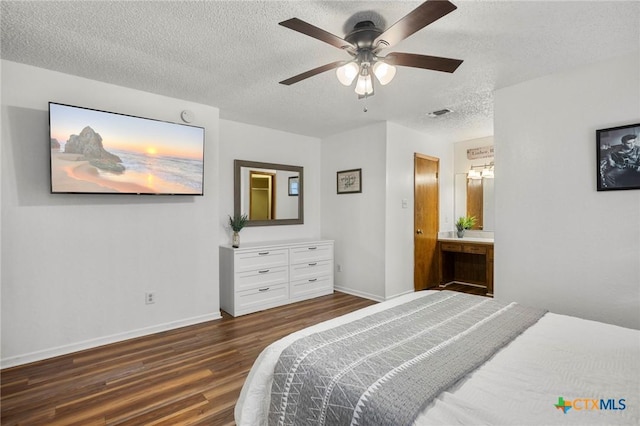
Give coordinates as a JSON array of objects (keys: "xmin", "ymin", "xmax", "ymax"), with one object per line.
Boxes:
[{"xmin": 427, "ymin": 108, "xmax": 453, "ymax": 118}]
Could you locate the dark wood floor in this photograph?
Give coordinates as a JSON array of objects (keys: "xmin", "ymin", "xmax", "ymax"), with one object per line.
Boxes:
[
  {"xmin": 1, "ymin": 292, "xmax": 377, "ymax": 425},
  {"xmin": 1, "ymin": 287, "xmax": 483, "ymax": 425},
  {"xmin": 439, "ymin": 282, "xmax": 490, "ymax": 297}
]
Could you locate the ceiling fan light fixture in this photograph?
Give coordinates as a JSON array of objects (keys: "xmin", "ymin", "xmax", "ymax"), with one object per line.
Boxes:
[
  {"xmin": 372, "ymin": 61, "xmax": 396, "ymax": 85},
  {"xmin": 354, "ymin": 73, "xmax": 373, "ymax": 96},
  {"xmin": 336, "ymin": 62, "xmax": 359, "ymax": 86},
  {"xmin": 354, "ymin": 66, "xmax": 374, "ymax": 96},
  {"xmin": 279, "ymin": 0, "xmax": 463, "ymax": 100}
]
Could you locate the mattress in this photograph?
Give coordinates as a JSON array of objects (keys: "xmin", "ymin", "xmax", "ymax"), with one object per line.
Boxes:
[{"xmin": 236, "ymin": 291, "xmax": 639, "ymax": 425}]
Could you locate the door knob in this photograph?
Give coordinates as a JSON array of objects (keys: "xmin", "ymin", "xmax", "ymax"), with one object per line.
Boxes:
[{"xmin": 416, "ymin": 229, "xmax": 423, "ymax": 235}]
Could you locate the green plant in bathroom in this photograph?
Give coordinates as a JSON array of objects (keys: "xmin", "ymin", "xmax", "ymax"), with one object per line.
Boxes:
[
  {"xmin": 455, "ymin": 216, "xmax": 477, "ymax": 238},
  {"xmin": 455, "ymin": 216, "xmax": 477, "ymax": 231}
]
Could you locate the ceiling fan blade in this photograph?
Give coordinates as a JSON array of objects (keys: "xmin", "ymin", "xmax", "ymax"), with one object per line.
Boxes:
[
  {"xmin": 279, "ymin": 61, "xmax": 346, "ymax": 85},
  {"xmin": 279, "ymin": 18, "xmax": 355, "ymax": 51},
  {"xmin": 385, "ymin": 52, "xmax": 463, "ymax": 73},
  {"xmin": 374, "ymin": 0, "xmax": 457, "ymax": 49}
]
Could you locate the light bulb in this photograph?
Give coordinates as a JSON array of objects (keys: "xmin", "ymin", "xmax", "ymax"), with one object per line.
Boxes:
[
  {"xmin": 468, "ymin": 169, "xmax": 481, "ymax": 179},
  {"xmin": 481, "ymin": 168, "xmax": 494, "ymax": 178},
  {"xmin": 336, "ymin": 62, "xmax": 359, "ymax": 86},
  {"xmin": 373, "ymin": 61, "xmax": 396, "ymax": 85},
  {"xmin": 354, "ymin": 74, "xmax": 373, "ymax": 96}
]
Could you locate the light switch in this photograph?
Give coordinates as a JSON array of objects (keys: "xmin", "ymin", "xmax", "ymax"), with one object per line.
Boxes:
[{"xmin": 401, "ymin": 199, "xmax": 408, "ymax": 209}]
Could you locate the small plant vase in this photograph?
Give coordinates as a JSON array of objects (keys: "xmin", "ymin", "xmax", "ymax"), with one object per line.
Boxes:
[
  {"xmin": 457, "ymin": 229, "xmax": 465, "ymax": 238},
  {"xmin": 232, "ymin": 232, "xmax": 240, "ymax": 248}
]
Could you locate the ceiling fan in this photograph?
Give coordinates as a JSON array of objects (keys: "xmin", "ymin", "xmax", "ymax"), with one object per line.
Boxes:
[{"xmin": 278, "ymin": 0, "xmax": 463, "ymax": 98}]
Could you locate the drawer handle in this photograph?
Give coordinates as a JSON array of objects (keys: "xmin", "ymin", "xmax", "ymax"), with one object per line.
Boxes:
[
  {"xmin": 258, "ymin": 252, "xmax": 270, "ymax": 255},
  {"xmin": 308, "ymin": 262, "xmax": 317, "ymax": 266},
  {"xmin": 258, "ymin": 269, "xmax": 270, "ymax": 274},
  {"xmin": 308, "ymin": 278, "xmax": 317, "ymax": 282},
  {"xmin": 258, "ymin": 287, "xmax": 270, "ymax": 292},
  {"xmin": 308, "ymin": 247, "xmax": 317, "ymax": 250}
]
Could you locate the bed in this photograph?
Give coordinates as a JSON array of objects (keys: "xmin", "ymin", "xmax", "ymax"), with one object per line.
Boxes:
[{"xmin": 236, "ymin": 290, "xmax": 639, "ymax": 425}]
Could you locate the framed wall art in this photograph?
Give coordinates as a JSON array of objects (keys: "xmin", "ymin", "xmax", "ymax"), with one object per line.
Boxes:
[
  {"xmin": 597, "ymin": 123, "xmax": 640, "ymax": 191},
  {"xmin": 337, "ymin": 168, "xmax": 362, "ymax": 194},
  {"xmin": 288, "ymin": 176, "xmax": 299, "ymax": 196}
]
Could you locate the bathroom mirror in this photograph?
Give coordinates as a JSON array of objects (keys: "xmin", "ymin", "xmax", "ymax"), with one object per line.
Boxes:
[
  {"xmin": 454, "ymin": 173, "xmax": 495, "ymax": 231},
  {"xmin": 234, "ymin": 160, "xmax": 304, "ymax": 226}
]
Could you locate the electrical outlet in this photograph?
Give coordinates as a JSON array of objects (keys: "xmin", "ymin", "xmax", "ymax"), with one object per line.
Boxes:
[
  {"xmin": 337, "ymin": 264, "xmax": 342, "ymax": 273},
  {"xmin": 145, "ymin": 292, "xmax": 156, "ymax": 304}
]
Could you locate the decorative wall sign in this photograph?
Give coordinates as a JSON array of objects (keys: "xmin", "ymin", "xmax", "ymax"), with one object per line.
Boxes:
[
  {"xmin": 597, "ymin": 123, "xmax": 640, "ymax": 191},
  {"xmin": 467, "ymin": 146, "xmax": 494, "ymax": 160},
  {"xmin": 337, "ymin": 168, "xmax": 362, "ymax": 194}
]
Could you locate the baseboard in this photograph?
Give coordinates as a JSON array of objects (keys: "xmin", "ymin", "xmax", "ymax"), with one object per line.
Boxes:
[
  {"xmin": 1, "ymin": 312, "xmax": 223, "ymax": 369},
  {"xmin": 384, "ymin": 289, "xmax": 416, "ymax": 301},
  {"xmin": 334, "ymin": 286, "xmax": 385, "ymax": 303}
]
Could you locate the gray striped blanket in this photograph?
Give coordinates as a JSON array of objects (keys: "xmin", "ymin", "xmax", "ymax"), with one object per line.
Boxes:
[{"xmin": 268, "ymin": 291, "xmax": 546, "ymax": 426}]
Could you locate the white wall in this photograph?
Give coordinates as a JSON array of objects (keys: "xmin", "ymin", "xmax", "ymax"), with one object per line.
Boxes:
[
  {"xmin": 321, "ymin": 123, "xmax": 387, "ymax": 301},
  {"xmin": 495, "ymin": 54, "xmax": 640, "ymax": 329},
  {"xmin": 321, "ymin": 122, "xmax": 454, "ymax": 301},
  {"xmin": 9, "ymin": 51, "xmax": 633, "ymax": 371},
  {"xmin": 384, "ymin": 122, "xmax": 454, "ymax": 298},
  {"xmin": 1, "ymin": 60, "xmax": 221, "ymax": 367},
  {"xmin": 218, "ymin": 119, "xmax": 322, "ymax": 245}
]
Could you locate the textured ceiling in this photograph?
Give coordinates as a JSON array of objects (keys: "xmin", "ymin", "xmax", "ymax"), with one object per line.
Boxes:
[{"xmin": 2, "ymin": 1, "xmax": 639, "ymax": 141}]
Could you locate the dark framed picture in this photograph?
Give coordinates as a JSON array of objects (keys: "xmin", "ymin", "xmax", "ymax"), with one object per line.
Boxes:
[
  {"xmin": 337, "ymin": 168, "xmax": 362, "ymax": 194},
  {"xmin": 597, "ymin": 123, "xmax": 640, "ymax": 191},
  {"xmin": 288, "ymin": 176, "xmax": 299, "ymax": 196}
]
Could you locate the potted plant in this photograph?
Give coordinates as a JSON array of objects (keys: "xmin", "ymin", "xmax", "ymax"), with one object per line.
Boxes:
[
  {"xmin": 229, "ymin": 213, "xmax": 248, "ymax": 248},
  {"xmin": 455, "ymin": 216, "xmax": 477, "ymax": 238}
]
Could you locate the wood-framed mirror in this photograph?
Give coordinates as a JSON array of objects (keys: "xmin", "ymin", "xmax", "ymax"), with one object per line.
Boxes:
[
  {"xmin": 454, "ymin": 173, "xmax": 495, "ymax": 231},
  {"xmin": 234, "ymin": 160, "xmax": 304, "ymax": 226}
]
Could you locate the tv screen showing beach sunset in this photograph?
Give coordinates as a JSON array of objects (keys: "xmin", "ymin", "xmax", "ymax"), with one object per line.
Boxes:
[{"xmin": 49, "ymin": 103, "xmax": 205, "ymax": 195}]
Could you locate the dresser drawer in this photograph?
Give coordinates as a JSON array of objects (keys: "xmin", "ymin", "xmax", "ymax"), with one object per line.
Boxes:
[
  {"xmin": 463, "ymin": 245, "xmax": 487, "ymax": 255},
  {"xmin": 235, "ymin": 283, "xmax": 288, "ymax": 313},
  {"xmin": 290, "ymin": 244, "xmax": 332, "ymax": 264},
  {"xmin": 290, "ymin": 260, "xmax": 332, "ymax": 281},
  {"xmin": 235, "ymin": 248, "xmax": 288, "ymax": 272},
  {"xmin": 290, "ymin": 275, "xmax": 333, "ymax": 299},
  {"xmin": 236, "ymin": 266, "xmax": 288, "ymax": 292},
  {"xmin": 440, "ymin": 242, "xmax": 463, "ymax": 252}
]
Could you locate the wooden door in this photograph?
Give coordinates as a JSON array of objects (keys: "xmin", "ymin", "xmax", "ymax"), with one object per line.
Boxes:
[
  {"xmin": 414, "ymin": 154, "xmax": 439, "ymax": 291},
  {"xmin": 466, "ymin": 178, "xmax": 483, "ymax": 229}
]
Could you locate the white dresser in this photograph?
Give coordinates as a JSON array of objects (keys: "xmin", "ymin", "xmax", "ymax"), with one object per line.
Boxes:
[{"xmin": 219, "ymin": 239, "xmax": 334, "ymax": 316}]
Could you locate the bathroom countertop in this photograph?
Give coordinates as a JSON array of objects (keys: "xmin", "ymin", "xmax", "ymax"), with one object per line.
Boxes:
[{"xmin": 438, "ymin": 237, "xmax": 494, "ymax": 244}]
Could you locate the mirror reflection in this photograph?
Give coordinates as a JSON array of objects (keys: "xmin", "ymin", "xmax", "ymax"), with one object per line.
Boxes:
[
  {"xmin": 454, "ymin": 173, "xmax": 495, "ymax": 231},
  {"xmin": 234, "ymin": 160, "xmax": 303, "ymax": 226}
]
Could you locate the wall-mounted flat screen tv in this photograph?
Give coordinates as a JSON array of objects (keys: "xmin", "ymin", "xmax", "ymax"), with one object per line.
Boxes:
[{"xmin": 49, "ymin": 102, "xmax": 205, "ymax": 195}]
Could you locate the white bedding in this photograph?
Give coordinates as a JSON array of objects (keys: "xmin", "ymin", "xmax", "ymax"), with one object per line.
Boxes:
[{"xmin": 236, "ymin": 291, "xmax": 639, "ymax": 425}]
